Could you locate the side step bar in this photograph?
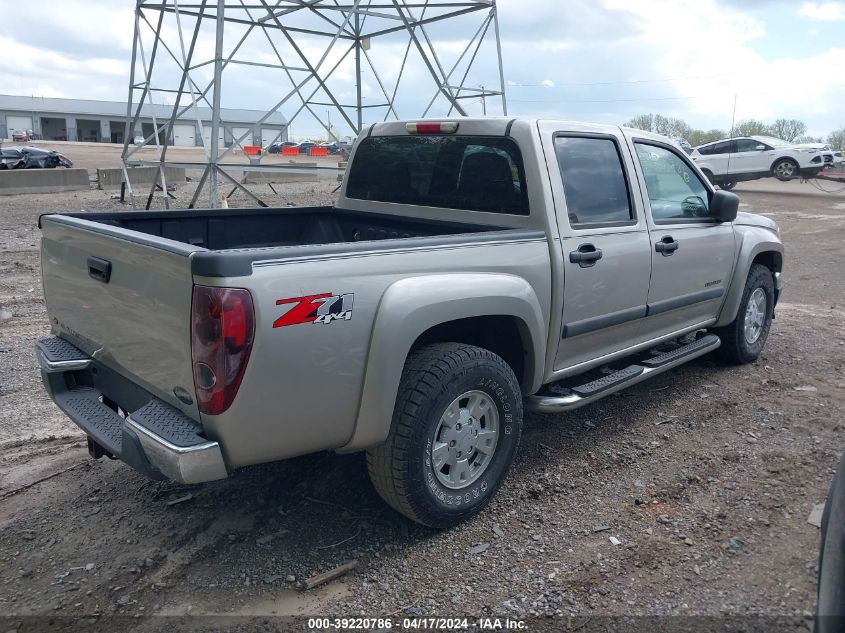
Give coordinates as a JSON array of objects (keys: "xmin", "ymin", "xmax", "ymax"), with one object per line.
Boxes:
[{"xmin": 526, "ymin": 334, "xmax": 720, "ymax": 414}]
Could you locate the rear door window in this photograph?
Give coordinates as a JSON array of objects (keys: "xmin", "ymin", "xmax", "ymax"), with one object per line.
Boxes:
[
  {"xmin": 554, "ymin": 136, "xmax": 634, "ymax": 227},
  {"xmin": 699, "ymin": 140, "xmax": 734, "ymax": 155},
  {"xmin": 346, "ymin": 135, "xmax": 528, "ymax": 214}
]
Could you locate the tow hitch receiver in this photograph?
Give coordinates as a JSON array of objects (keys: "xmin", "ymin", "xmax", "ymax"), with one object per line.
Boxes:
[{"xmin": 87, "ymin": 437, "xmax": 113, "ymax": 460}]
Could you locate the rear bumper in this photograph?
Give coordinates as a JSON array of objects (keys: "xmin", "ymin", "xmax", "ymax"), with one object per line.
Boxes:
[{"xmin": 36, "ymin": 337, "xmax": 227, "ymax": 484}]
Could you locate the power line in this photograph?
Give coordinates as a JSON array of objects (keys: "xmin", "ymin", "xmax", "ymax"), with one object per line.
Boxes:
[
  {"xmin": 509, "ymin": 82, "xmax": 845, "ymax": 104},
  {"xmin": 509, "ymin": 77, "xmax": 845, "ymax": 91},
  {"xmin": 510, "ymin": 95, "xmax": 698, "ymax": 104},
  {"xmin": 508, "ymin": 73, "xmax": 735, "ymax": 88}
]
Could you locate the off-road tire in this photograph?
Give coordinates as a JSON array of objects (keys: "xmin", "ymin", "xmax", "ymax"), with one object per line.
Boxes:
[
  {"xmin": 367, "ymin": 343, "xmax": 522, "ymax": 528},
  {"xmin": 712, "ymin": 263, "xmax": 775, "ymax": 364},
  {"xmin": 816, "ymin": 454, "xmax": 845, "ymax": 632}
]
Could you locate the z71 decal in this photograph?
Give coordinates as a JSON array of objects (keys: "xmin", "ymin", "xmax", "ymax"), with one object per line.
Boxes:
[{"xmin": 273, "ymin": 292, "xmax": 354, "ymax": 328}]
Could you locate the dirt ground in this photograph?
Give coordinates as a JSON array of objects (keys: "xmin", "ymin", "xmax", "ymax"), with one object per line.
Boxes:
[{"xmin": 0, "ymin": 157, "xmax": 843, "ymax": 632}]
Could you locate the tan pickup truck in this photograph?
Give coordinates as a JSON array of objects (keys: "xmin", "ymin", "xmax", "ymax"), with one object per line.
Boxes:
[{"xmin": 37, "ymin": 118, "xmax": 783, "ymax": 526}]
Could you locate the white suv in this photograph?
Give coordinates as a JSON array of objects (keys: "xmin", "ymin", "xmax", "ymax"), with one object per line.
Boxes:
[{"xmin": 691, "ymin": 135, "xmax": 832, "ymax": 189}]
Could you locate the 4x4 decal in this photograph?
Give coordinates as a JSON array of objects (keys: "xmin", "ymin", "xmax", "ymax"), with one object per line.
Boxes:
[{"xmin": 273, "ymin": 292, "xmax": 354, "ymax": 328}]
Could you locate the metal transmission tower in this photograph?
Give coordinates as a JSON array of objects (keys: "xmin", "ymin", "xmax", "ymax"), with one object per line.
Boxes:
[{"xmin": 122, "ymin": 0, "xmax": 508, "ymax": 209}]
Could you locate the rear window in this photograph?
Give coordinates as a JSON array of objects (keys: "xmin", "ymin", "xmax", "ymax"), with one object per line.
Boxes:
[{"xmin": 346, "ymin": 135, "xmax": 528, "ymax": 215}]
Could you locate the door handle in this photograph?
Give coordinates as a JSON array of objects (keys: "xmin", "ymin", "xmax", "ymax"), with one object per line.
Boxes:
[
  {"xmin": 87, "ymin": 256, "xmax": 112, "ymax": 283},
  {"xmin": 569, "ymin": 243, "xmax": 603, "ymax": 268},
  {"xmin": 655, "ymin": 236, "xmax": 679, "ymax": 256}
]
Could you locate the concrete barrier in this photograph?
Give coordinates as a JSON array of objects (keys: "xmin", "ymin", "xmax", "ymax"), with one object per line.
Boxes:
[
  {"xmin": 0, "ymin": 168, "xmax": 90, "ymax": 195},
  {"xmin": 243, "ymin": 171, "xmax": 320, "ymax": 184},
  {"xmin": 97, "ymin": 166, "xmax": 187, "ymax": 190}
]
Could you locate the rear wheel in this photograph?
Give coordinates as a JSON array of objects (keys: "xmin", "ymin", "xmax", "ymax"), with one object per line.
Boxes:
[
  {"xmin": 712, "ymin": 263, "xmax": 774, "ymax": 364},
  {"xmin": 367, "ymin": 343, "xmax": 522, "ymax": 528},
  {"xmin": 817, "ymin": 454, "xmax": 845, "ymax": 632}
]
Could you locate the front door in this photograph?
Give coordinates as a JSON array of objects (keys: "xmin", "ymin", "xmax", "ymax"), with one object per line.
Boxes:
[
  {"xmin": 728, "ymin": 138, "xmax": 772, "ymax": 176},
  {"xmin": 630, "ymin": 140, "xmax": 737, "ymax": 341},
  {"xmin": 539, "ymin": 124, "xmax": 653, "ymax": 372}
]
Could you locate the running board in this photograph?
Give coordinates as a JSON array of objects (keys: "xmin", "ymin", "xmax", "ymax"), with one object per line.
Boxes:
[{"xmin": 526, "ymin": 334, "xmax": 720, "ymax": 414}]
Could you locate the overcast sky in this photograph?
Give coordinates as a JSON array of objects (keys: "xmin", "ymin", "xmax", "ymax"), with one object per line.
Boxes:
[{"xmin": 1, "ymin": 0, "xmax": 843, "ymax": 139}]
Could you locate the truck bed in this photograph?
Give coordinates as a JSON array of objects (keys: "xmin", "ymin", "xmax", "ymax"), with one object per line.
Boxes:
[
  {"xmin": 38, "ymin": 205, "xmax": 541, "ymax": 420},
  {"xmin": 49, "ymin": 206, "xmax": 501, "ymax": 251}
]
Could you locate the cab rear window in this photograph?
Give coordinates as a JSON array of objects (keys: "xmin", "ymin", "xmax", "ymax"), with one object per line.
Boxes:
[{"xmin": 346, "ymin": 135, "xmax": 529, "ymax": 215}]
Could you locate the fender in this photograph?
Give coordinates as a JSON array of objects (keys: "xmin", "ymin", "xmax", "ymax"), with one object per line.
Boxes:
[
  {"xmin": 769, "ymin": 154, "xmax": 801, "ymax": 173},
  {"xmin": 339, "ymin": 273, "xmax": 547, "ymax": 452},
  {"xmin": 715, "ymin": 226, "xmax": 783, "ymax": 327}
]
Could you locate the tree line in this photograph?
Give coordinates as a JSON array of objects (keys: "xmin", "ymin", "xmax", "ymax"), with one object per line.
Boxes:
[{"xmin": 623, "ymin": 113, "xmax": 845, "ymax": 150}]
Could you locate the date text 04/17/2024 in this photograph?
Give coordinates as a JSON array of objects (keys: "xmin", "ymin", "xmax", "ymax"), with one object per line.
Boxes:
[{"xmin": 306, "ymin": 617, "xmax": 527, "ymax": 630}]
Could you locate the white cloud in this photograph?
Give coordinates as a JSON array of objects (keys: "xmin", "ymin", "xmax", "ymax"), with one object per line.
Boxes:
[
  {"xmin": 0, "ymin": 35, "xmax": 126, "ymax": 101},
  {"xmin": 799, "ymin": 1, "xmax": 845, "ymax": 20},
  {"xmin": 584, "ymin": 0, "xmax": 842, "ymax": 130},
  {"xmin": 0, "ymin": 0, "xmax": 843, "ymax": 138}
]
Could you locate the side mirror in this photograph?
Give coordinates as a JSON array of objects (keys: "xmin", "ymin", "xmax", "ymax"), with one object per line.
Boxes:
[{"xmin": 710, "ymin": 189, "xmax": 739, "ymax": 222}]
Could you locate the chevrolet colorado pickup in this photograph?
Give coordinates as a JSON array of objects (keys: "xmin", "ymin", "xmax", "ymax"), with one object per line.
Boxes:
[{"xmin": 37, "ymin": 118, "xmax": 784, "ymax": 527}]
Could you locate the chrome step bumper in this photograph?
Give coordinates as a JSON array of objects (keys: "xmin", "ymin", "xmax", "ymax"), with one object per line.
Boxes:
[
  {"xmin": 526, "ymin": 334, "xmax": 721, "ymax": 414},
  {"xmin": 36, "ymin": 336, "xmax": 227, "ymax": 484}
]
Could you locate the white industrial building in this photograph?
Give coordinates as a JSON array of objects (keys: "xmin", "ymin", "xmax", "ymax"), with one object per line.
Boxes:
[{"xmin": 0, "ymin": 94, "xmax": 287, "ymax": 148}]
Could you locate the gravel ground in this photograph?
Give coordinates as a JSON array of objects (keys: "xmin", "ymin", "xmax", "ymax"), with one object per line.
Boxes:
[{"xmin": 0, "ymin": 166, "xmax": 843, "ymax": 631}]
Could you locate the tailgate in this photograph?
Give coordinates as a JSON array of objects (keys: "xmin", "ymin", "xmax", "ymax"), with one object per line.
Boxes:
[{"xmin": 40, "ymin": 215, "xmax": 199, "ymax": 418}]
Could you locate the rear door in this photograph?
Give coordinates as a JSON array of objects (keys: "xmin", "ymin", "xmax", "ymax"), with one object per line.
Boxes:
[
  {"xmin": 539, "ymin": 124, "xmax": 652, "ymax": 371},
  {"xmin": 629, "ymin": 139, "xmax": 736, "ymax": 340},
  {"xmin": 694, "ymin": 140, "xmax": 734, "ymax": 177}
]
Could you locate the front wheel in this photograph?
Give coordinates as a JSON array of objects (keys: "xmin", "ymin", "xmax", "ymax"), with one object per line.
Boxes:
[
  {"xmin": 711, "ymin": 263, "xmax": 775, "ymax": 364},
  {"xmin": 772, "ymin": 158, "xmax": 799, "ymax": 181},
  {"xmin": 367, "ymin": 343, "xmax": 523, "ymax": 528}
]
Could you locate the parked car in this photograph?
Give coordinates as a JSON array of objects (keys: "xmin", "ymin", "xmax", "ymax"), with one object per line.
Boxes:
[
  {"xmin": 11, "ymin": 129, "xmax": 31, "ymax": 142},
  {"xmin": 673, "ymin": 138, "xmax": 693, "ymax": 155},
  {"xmin": 319, "ymin": 142, "xmax": 341, "ymax": 154},
  {"xmin": 830, "ymin": 151, "xmax": 843, "ymax": 166},
  {"xmin": 0, "ymin": 146, "xmax": 72, "ymax": 169},
  {"xmin": 36, "ymin": 118, "xmax": 784, "ymax": 527},
  {"xmin": 338, "ymin": 141, "xmax": 353, "ymax": 161},
  {"xmin": 691, "ymin": 135, "xmax": 832, "ymax": 189},
  {"xmin": 0, "ymin": 147, "xmax": 25, "ymax": 169},
  {"xmin": 266, "ymin": 141, "xmax": 298, "ymax": 154},
  {"xmin": 20, "ymin": 146, "xmax": 73, "ymax": 169}
]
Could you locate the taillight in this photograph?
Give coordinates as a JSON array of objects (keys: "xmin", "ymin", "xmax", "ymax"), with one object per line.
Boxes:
[
  {"xmin": 191, "ymin": 285, "xmax": 255, "ymax": 416},
  {"xmin": 405, "ymin": 121, "xmax": 459, "ymax": 134}
]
